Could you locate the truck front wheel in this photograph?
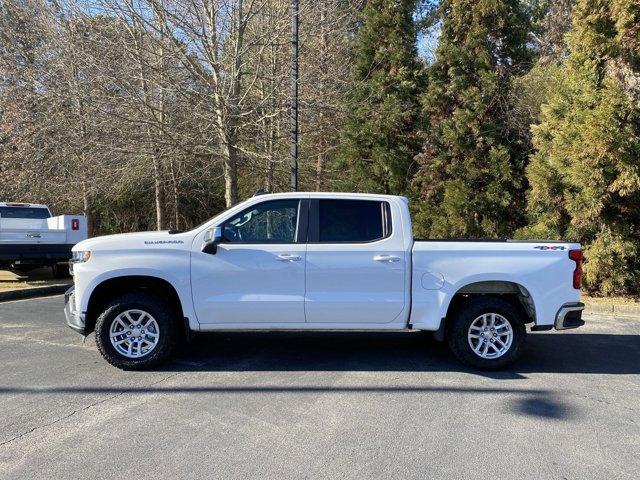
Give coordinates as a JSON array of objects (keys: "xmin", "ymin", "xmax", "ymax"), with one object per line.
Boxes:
[
  {"xmin": 94, "ymin": 292, "xmax": 177, "ymax": 370},
  {"xmin": 447, "ymin": 296, "xmax": 526, "ymax": 370}
]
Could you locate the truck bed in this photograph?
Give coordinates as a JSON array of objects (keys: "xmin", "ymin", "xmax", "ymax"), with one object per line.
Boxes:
[
  {"xmin": 409, "ymin": 238, "xmax": 581, "ymax": 331},
  {"xmin": 414, "ymin": 238, "xmax": 571, "ymax": 243},
  {"xmin": 0, "ymin": 214, "xmax": 88, "ymax": 269}
]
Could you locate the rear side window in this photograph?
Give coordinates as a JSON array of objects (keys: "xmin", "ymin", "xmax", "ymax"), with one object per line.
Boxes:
[
  {"xmin": 317, "ymin": 200, "xmax": 390, "ymax": 243},
  {"xmin": 0, "ymin": 207, "xmax": 51, "ymax": 219}
]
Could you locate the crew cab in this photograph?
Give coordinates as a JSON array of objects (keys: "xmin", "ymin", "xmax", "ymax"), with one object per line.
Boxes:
[
  {"xmin": 0, "ymin": 202, "xmax": 88, "ymax": 276},
  {"xmin": 64, "ymin": 193, "xmax": 584, "ymax": 370}
]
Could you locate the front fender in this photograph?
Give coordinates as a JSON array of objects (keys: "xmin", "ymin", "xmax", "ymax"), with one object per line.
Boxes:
[{"xmin": 73, "ymin": 250, "xmax": 197, "ymax": 329}]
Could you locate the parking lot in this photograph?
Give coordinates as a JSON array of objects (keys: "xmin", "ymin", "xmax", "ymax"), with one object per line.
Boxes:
[{"xmin": 0, "ymin": 295, "xmax": 638, "ymax": 479}]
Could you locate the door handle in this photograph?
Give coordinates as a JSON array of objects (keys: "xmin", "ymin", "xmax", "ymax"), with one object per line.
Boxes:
[
  {"xmin": 373, "ymin": 254, "xmax": 401, "ymax": 263},
  {"xmin": 276, "ymin": 254, "xmax": 302, "ymax": 262}
]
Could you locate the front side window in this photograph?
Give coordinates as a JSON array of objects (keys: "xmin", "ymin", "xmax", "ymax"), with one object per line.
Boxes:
[
  {"xmin": 222, "ymin": 199, "xmax": 300, "ymax": 243},
  {"xmin": 318, "ymin": 200, "xmax": 389, "ymax": 242}
]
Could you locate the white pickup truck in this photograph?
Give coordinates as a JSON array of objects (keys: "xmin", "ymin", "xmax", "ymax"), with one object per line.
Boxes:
[
  {"xmin": 65, "ymin": 192, "xmax": 584, "ymax": 370},
  {"xmin": 0, "ymin": 203, "xmax": 88, "ymax": 275}
]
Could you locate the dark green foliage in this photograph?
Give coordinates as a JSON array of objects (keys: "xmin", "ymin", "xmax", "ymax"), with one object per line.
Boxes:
[
  {"xmin": 412, "ymin": 0, "xmax": 533, "ymax": 238},
  {"xmin": 336, "ymin": 0, "xmax": 424, "ymax": 194},
  {"xmin": 519, "ymin": 0, "xmax": 640, "ymax": 295}
]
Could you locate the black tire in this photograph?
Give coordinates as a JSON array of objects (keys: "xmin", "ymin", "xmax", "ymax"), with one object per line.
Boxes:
[
  {"xmin": 446, "ymin": 296, "xmax": 526, "ymax": 370},
  {"xmin": 95, "ymin": 292, "xmax": 177, "ymax": 370}
]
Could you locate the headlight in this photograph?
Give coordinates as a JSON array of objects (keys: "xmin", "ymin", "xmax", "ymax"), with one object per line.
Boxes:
[{"xmin": 71, "ymin": 251, "xmax": 91, "ymax": 263}]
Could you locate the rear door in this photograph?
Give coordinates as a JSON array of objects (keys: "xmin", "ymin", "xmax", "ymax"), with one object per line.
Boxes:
[{"xmin": 304, "ymin": 198, "xmax": 406, "ymax": 324}]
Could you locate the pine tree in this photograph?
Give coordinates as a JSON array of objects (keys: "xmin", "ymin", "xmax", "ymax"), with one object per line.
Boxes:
[
  {"xmin": 413, "ymin": 0, "xmax": 533, "ymax": 238},
  {"xmin": 336, "ymin": 0, "xmax": 424, "ymax": 194},
  {"xmin": 519, "ymin": 0, "xmax": 640, "ymax": 295}
]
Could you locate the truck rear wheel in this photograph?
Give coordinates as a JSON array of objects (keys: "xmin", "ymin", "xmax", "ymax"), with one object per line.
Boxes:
[
  {"xmin": 447, "ymin": 296, "xmax": 526, "ymax": 370},
  {"xmin": 94, "ymin": 292, "xmax": 177, "ymax": 370}
]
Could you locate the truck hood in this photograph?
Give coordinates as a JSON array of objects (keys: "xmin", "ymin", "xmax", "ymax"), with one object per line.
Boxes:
[{"xmin": 73, "ymin": 231, "xmax": 192, "ymax": 251}]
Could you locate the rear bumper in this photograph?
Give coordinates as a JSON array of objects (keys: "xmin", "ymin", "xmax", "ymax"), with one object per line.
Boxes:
[
  {"xmin": 64, "ymin": 287, "xmax": 86, "ymax": 335},
  {"xmin": 0, "ymin": 243, "xmax": 74, "ymax": 266},
  {"xmin": 554, "ymin": 302, "xmax": 585, "ymax": 330}
]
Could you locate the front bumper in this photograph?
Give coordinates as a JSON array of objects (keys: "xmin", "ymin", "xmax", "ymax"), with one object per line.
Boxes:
[
  {"xmin": 64, "ymin": 287, "xmax": 86, "ymax": 335},
  {"xmin": 554, "ymin": 302, "xmax": 585, "ymax": 330}
]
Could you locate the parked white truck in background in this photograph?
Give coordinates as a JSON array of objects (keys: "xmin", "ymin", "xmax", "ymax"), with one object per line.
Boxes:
[
  {"xmin": 65, "ymin": 192, "xmax": 585, "ymax": 370},
  {"xmin": 0, "ymin": 203, "xmax": 88, "ymax": 276}
]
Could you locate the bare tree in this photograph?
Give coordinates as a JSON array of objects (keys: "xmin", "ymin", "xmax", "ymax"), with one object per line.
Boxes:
[{"xmin": 0, "ymin": 0, "xmax": 360, "ymax": 234}]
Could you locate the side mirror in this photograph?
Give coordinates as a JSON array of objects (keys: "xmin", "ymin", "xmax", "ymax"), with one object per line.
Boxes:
[{"xmin": 202, "ymin": 227, "xmax": 223, "ymax": 255}]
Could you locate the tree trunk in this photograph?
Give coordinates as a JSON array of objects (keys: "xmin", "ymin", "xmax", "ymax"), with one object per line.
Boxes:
[
  {"xmin": 82, "ymin": 184, "xmax": 94, "ymax": 237},
  {"xmin": 315, "ymin": 152, "xmax": 325, "ymax": 191},
  {"xmin": 222, "ymin": 134, "xmax": 239, "ymax": 207},
  {"xmin": 153, "ymin": 156, "xmax": 164, "ymax": 230},
  {"xmin": 316, "ymin": 5, "xmax": 329, "ymax": 192},
  {"xmin": 264, "ymin": 40, "xmax": 277, "ymax": 193},
  {"xmin": 169, "ymin": 159, "xmax": 180, "ymax": 230},
  {"xmin": 263, "ymin": 112, "xmax": 275, "ymax": 192},
  {"xmin": 265, "ymin": 152, "xmax": 275, "ymax": 192}
]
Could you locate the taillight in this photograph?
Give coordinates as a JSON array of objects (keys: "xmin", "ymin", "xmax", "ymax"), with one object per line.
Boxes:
[
  {"xmin": 71, "ymin": 218, "xmax": 79, "ymax": 231},
  {"xmin": 569, "ymin": 249, "xmax": 583, "ymax": 289}
]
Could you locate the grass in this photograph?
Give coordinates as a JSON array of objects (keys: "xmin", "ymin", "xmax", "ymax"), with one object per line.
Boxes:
[
  {"xmin": 582, "ymin": 294, "xmax": 640, "ymax": 305},
  {"xmin": 0, "ymin": 270, "xmax": 71, "ymax": 292},
  {"xmin": 0, "ymin": 279, "xmax": 66, "ymax": 292}
]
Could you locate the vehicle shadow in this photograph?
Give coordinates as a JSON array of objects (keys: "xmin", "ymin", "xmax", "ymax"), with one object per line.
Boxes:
[{"xmin": 164, "ymin": 330, "xmax": 640, "ymax": 376}]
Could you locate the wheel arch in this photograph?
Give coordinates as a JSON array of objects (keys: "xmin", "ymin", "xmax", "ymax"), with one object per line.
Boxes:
[
  {"xmin": 84, "ymin": 275, "xmax": 185, "ymax": 336},
  {"xmin": 434, "ymin": 280, "xmax": 536, "ymax": 341}
]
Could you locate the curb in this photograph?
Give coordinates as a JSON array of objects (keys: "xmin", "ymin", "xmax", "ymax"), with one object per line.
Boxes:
[
  {"xmin": 583, "ymin": 300, "xmax": 640, "ymax": 317},
  {"xmin": 0, "ymin": 284, "xmax": 71, "ymax": 303}
]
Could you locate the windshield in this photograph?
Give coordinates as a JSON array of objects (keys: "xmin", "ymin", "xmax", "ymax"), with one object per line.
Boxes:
[
  {"xmin": 193, "ymin": 198, "xmax": 252, "ymax": 232},
  {"xmin": 0, "ymin": 206, "xmax": 51, "ymax": 219}
]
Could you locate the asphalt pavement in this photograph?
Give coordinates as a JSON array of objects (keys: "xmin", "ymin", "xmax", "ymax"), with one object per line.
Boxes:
[{"xmin": 1, "ymin": 295, "xmax": 638, "ymax": 479}]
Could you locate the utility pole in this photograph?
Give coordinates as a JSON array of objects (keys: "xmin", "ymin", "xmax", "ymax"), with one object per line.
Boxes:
[{"xmin": 290, "ymin": 0, "xmax": 299, "ymax": 191}]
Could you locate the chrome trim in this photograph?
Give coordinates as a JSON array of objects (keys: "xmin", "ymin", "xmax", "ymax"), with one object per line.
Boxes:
[
  {"xmin": 64, "ymin": 287, "xmax": 86, "ymax": 335},
  {"xmin": 554, "ymin": 302, "xmax": 585, "ymax": 330}
]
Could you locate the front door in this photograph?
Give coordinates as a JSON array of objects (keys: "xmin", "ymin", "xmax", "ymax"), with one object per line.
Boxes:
[
  {"xmin": 305, "ymin": 199, "xmax": 406, "ymax": 324},
  {"xmin": 191, "ymin": 198, "xmax": 307, "ymax": 326}
]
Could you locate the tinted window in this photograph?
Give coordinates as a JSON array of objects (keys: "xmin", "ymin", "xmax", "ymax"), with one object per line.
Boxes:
[
  {"xmin": 0, "ymin": 207, "xmax": 50, "ymax": 219},
  {"xmin": 318, "ymin": 200, "xmax": 387, "ymax": 242},
  {"xmin": 222, "ymin": 199, "xmax": 299, "ymax": 243}
]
